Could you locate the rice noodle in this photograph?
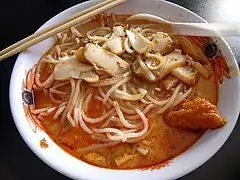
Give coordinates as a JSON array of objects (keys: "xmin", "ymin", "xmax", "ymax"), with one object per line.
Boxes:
[
  {"xmin": 76, "ymin": 141, "xmax": 120, "ymax": 152},
  {"xmin": 112, "ymin": 88, "xmax": 147, "ymax": 101},
  {"xmin": 32, "ymin": 107, "xmax": 49, "ymax": 114},
  {"xmin": 124, "ymin": 101, "xmax": 140, "ymax": 109},
  {"xmin": 37, "ymin": 115, "xmax": 44, "ymax": 121},
  {"xmin": 91, "ymin": 72, "xmax": 131, "ymax": 87},
  {"xmin": 53, "ymin": 106, "xmax": 66, "ymax": 120},
  {"xmin": 49, "ymin": 92, "xmax": 65, "ymax": 104},
  {"xmin": 35, "ymin": 70, "xmax": 54, "ymax": 88},
  {"xmin": 68, "ymin": 80, "xmax": 81, "ymax": 116},
  {"xmin": 146, "ymin": 95, "xmax": 169, "ymax": 106},
  {"xmin": 71, "ymin": 27, "xmax": 83, "ymax": 38},
  {"xmin": 56, "ymin": 45, "xmax": 61, "ymax": 57},
  {"xmin": 61, "ymin": 44, "xmax": 79, "ymax": 54},
  {"xmin": 137, "ymin": 55, "xmax": 155, "ymax": 81},
  {"xmin": 84, "ymin": 93, "xmax": 93, "ymax": 113},
  {"xmin": 94, "ymin": 128, "xmax": 124, "ymax": 135},
  {"xmin": 156, "ymin": 84, "xmax": 182, "ymax": 114},
  {"xmin": 98, "ymin": 87, "xmax": 114, "ymax": 106},
  {"xmin": 39, "ymin": 107, "xmax": 56, "ymax": 116},
  {"xmin": 128, "ymin": 83, "xmax": 152, "ymax": 104},
  {"xmin": 77, "ymin": 101, "xmax": 93, "ymax": 134},
  {"xmin": 86, "ymin": 27, "xmax": 111, "ymax": 43},
  {"xmin": 119, "ymin": 105, "xmax": 136, "ymax": 114},
  {"xmin": 126, "ymin": 104, "xmax": 154, "ymax": 120},
  {"xmin": 61, "ymin": 33, "xmax": 68, "ymax": 44},
  {"xmin": 49, "ymin": 88, "xmax": 68, "ymax": 95},
  {"xmin": 107, "ymin": 108, "xmax": 149, "ymax": 141},
  {"xmin": 113, "ymin": 101, "xmax": 138, "ymax": 129},
  {"xmin": 67, "ymin": 113, "xmax": 76, "ymax": 127},
  {"xmin": 57, "ymin": 33, "xmax": 62, "ymax": 39},
  {"xmin": 103, "ymin": 76, "xmax": 131, "ymax": 103},
  {"xmin": 73, "ymin": 82, "xmax": 82, "ymax": 126},
  {"xmin": 173, "ymin": 87, "xmax": 193, "ymax": 106},
  {"xmin": 51, "ymin": 81, "xmax": 70, "ymax": 89},
  {"xmin": 61, "ymin": 79, "xmax": 76, "ymax": 121},
  {"xmin": 59, "ymin": 42, "xmax": 76, "ymax": 48},
  {"xmin": 82, "ymin": 109, "xmax": 115, "ymax": 123},
  {"xmin": 94, "ymin": 95, "xmax": 111, "ymax": 109},
  {"xmin": 100, "ymin": 115, "xmax": 113, "ymax": 128}
]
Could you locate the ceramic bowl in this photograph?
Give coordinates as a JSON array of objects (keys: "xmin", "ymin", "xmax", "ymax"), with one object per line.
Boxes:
[{"xmin": 9, "ymin": 0, "xmax": 240, "ymax": 180}]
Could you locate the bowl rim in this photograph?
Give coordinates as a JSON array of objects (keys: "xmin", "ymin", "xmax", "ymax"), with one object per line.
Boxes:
[{"xmin": 9, "ymin": 0, "xmax": 240, "ymax": 180}]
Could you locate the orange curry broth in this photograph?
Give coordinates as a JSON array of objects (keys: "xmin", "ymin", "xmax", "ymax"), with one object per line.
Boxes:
[{"xmin": 34, "ymin": 85, "xmax": 210, "ymax": 169}]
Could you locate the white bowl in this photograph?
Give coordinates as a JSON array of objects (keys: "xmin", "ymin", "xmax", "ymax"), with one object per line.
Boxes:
[{"xmin": 9, "ymin": 0, "xmax": 240, "ymax": 180}]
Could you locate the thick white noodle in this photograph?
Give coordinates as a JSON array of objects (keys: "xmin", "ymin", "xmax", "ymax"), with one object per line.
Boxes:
[
  {"xmin": 49, "ymin": 89, "xmax": 68, "ymax": 95},
  {"xmin": 61, "ymin": 79, "xmax": 76, "ymax": 121},
  {"xmin": 173, "ymin": 87, "xmax": 193, "ymax": 106},
  {"xmin": 67, "ymin": 80, "xmax": 81, "ymax": 121},
  {"xmin": 94, "ymin": 95, "xmax": 112, "ymax": 109},
  {"xmin": 35, "ymin": 71, "xmax": 54, "ymax": 88},
  {"xmin": 146, "ymin": 95, "xmax": 169, "ymax": 106},
  {"xmin": 67, "ymin": 113, "xmax": 75, "ymax": 127},
  {"xmin": 126, "ymin": 104, "xmax": 154, "ymax": 120},
  {"xmin": 51, "ymin": 81, "xmax": 70, "ymax": 89},
  {"xmin": 82, "ymin": 109, "xmax": 115, "ymax": 123},
  {"xmin": 113, "ymin": 101, "xmax": 138, "ymax": 129},
  {"xmin": 32, "ymin": 107, "xmax": 49, "ymax": 114},
  {"xmin": 94, "ymin": 128, "xmax": 124, "ymax": 135},
  {"xmin": 77, "ymin": 101, "xmax": 93, "ymax": 134},
  {"xmin": 84, "ymin": 93, "xmax": 93, "ymax": 113},
  {"xmin": 107, "ymin": 108, "xmax": 149, "ymax": 142},
  {"xmin": 119, "ymin": 106, "xmax": 136, "ymax": 114},
  {"xmin": 39, "ymin": 107, "xmax": 56, "ymax": 116},
  {"xmin": 103, "ymin": 77, "xmax": 131, "ymax": 103},
  {"xmin": 91, "ymin": 72, "xmax": 131, "ymax": 87},
  {"xmin": 53, "ymin": 106, "xmax": 66, "ymax": 120},
  {"xmin": 49, "ymin": 92, "xmax": 65, "ymax": 104},
  {"xmin": 156, "ymin": 84, "xmax": 182, "ymax": 114}
]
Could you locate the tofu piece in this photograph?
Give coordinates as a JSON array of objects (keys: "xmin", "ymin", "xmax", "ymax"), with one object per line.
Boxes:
[
  {"xmin": 84, "ymin": 152, "xmax": 107, "ymax": 167},
  {"xmin": 153, "ymin": 52, "xmax": 186, "ymax": 80},
  {"xmin": 171, "ymin": 66, "xmax": 198, "ymax": 85},
  {"xmin": 114, "ymin": 154, "xmax": 136, "ymax": 167}
]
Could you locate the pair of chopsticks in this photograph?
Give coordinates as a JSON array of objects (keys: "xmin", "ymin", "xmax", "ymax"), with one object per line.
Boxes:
[{"xmin": 0, "ymin": 0, "xmax": 128, "ymax": 61}]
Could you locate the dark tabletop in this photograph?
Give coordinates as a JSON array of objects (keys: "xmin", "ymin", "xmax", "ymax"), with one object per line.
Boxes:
[{"xmin": 0, "ymin": 0, "xmax": 239, "ymax": 179}]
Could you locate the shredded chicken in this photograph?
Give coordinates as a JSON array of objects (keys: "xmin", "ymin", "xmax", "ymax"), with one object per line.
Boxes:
[{"xmin": 164, "ymin": 97, "xmax": 227, "ymax": 131}]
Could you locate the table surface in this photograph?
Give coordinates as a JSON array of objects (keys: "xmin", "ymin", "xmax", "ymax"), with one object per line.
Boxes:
[{"xmin": 0, "ymin": 0, "xmax": 240, "ymax": 179}]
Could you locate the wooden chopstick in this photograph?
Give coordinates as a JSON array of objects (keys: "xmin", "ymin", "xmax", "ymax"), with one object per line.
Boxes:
[
  {"xmin": 0, "ymin": 0, "xmax": 128, "ymax": 61},
  {"xmin": 0, "ymin": 0, "xmax": 116, "ymax": 56}
]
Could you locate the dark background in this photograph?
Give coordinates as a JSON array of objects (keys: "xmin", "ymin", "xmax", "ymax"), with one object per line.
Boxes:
[{"xmin": 0, "ymin": 0, "xmax": 239, "ymax": 179}]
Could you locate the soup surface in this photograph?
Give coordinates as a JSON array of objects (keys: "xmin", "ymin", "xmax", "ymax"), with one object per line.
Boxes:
[{"xmin": 24, "ymin": 14, "xmax": 226, "ymax": 169}]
